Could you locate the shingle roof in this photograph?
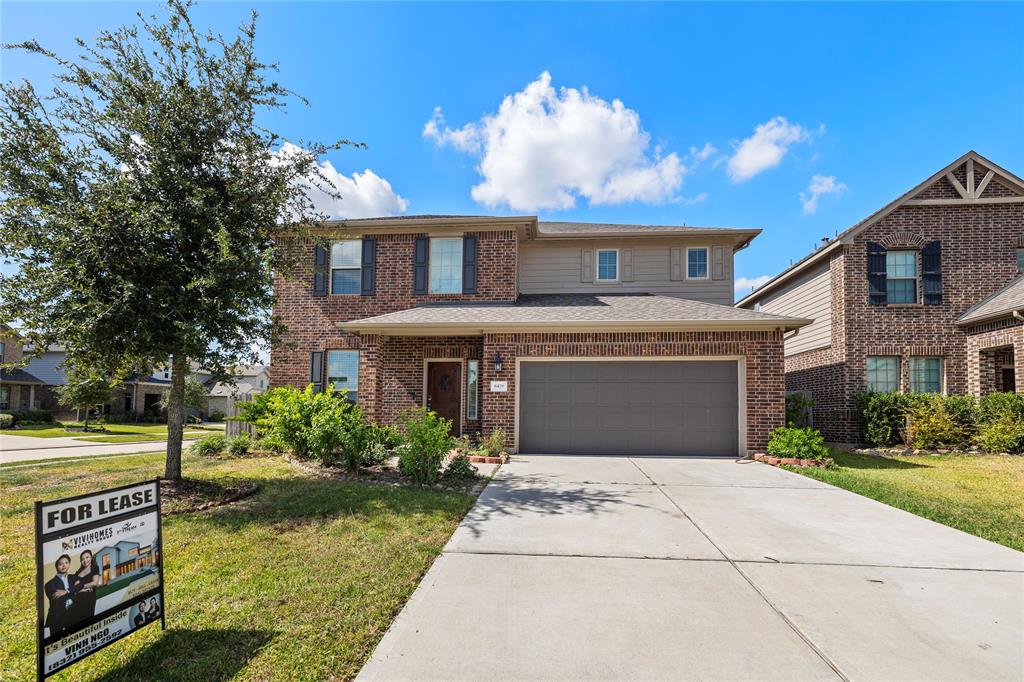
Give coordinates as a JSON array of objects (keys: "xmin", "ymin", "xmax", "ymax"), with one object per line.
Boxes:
[
  {"xmin": 339, "ymin": 294, "xmax": 809, "ymax": 333},
  {"xmin": 208, "ymin": 381, "xmax": 259, "ymax": 398},
  {"xmin": 538, "ymin": 222, "xmax": 758, "ymax": 236},
  {"xmin": 0, "ymin": 367, "xmax": 44, "ymax": 384},
  {"xmin": 957, "ymin": 276, "xmax": 1024, "ymax": 325}
]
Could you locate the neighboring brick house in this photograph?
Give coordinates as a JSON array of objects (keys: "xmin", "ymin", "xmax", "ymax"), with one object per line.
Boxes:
[
  {"xmin": 0, "ymin": 326, "xmax": 44, "ymax": 412},
  {"xmin": 737, "ymin": 151, "xmax": 1024, "ymax": 443},
  {"xmin": 272, "ymin": 216, "xmax": 809, "ymax": 456}
]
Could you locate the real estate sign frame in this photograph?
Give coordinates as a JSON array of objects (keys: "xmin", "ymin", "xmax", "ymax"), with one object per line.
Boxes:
[{"xmin": 35, "ymin": 479, "xmax": 166, "ymax": 680}]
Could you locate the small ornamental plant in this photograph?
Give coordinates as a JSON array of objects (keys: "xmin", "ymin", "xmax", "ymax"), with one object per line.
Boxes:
[{"xmin": 766, "ymin": 426, "xmax": 830, "ymax": 461}]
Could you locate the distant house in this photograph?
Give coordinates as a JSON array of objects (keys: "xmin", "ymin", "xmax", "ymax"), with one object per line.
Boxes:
[
  {"xmin": 0, "ymin": 326, "xmax": 44, "ymax": 412},
  {"xmin": 94, "ymin": 539, "xmax": 159, "ymax": 585},
  {"xmin": 204, "ymin": 364, "xmax": 269, "ymax": 419}
]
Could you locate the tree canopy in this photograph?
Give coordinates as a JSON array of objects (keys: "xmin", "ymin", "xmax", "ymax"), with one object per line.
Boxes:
[{"xmin": 0, "ymin": 0, "xmax": 355, "ymax": 477}]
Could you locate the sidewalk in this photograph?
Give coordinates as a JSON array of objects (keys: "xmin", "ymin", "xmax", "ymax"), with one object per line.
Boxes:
[{"xmin": 0, "ymin": 434, "xmax": 197, "ymax": 465}]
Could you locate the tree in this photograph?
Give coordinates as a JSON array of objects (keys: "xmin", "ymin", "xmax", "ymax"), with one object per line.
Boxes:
[
  {"xmin": 159, "ymin": 375, "xmax": 208, "ymax": 413},
  {"xmin": 0, "ymin": 1, "xmax": 356, "ymax": 478},
  {"xmin": 55, "ymin": 366, "xmax": 118, "ymax": 432}
]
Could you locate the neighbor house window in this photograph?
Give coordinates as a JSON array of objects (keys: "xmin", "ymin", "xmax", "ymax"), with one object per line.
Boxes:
[
  {"xmin": 886, "ymin": 250, "xmax": 918, "ymax": 304},
  {"xmin": 326, "ymin": 350, "xmax": 359, "ymax": 401},
  {"xmin": 0, "ymin": 341, "xmax": 5, "ymax": 362},
  {"xmin": 596, "ymin": 249, "xmax": 618, "ymax": 281},
  {"xmin": 909, "ymin": 357, "xmax": 942, "ymax": 394},
  {"xmin": 331, "ymin": 240, "xmax": 362, "ymax": 294},
  {"xmin": 0, "ymin": 386, "xmax": 9, "ymax": 410},
  {"xmin": 466, "ymin": 359, "xmax": 479, "ymax": 420},
  {"xmin": 866, "ymin": 356, "xmax": 900, "ymax": 393},
  {"xmin": 1017, "ymin": 248, "xmax": 1024, "ymax": 272},
  {"xmin": 429, "ymin": 238, "xmax": 463, "ymax": 293},
  {"xmin": 687, "ymin": 247, "xmax": 708, "ymax": 279}
]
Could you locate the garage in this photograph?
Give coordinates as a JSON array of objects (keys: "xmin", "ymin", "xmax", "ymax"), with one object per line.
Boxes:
[{"xmin": 518, "ymin": 360, "xmax": 740, "ymax": 456}]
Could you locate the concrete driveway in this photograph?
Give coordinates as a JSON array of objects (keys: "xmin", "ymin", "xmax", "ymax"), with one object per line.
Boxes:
[{"xmin": 359, "ymin": 455, "xmax": 1024, "ymax": 681}]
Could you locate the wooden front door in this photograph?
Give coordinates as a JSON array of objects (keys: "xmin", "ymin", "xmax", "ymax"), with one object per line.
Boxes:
[{"xmin": 427, "ymin": 361, "xmax": 462, "ymax": 435}]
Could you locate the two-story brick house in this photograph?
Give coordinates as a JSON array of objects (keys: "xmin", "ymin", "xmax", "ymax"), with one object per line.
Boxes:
[
  {"xmin": 271, "ymin": 216, "xmax": 809, "ymax": 456},
  {"xmin": 737, "ymin": 151, "xmax": 1024, "ymax": 443},
  {"xmin": 0, "ymin": 325, "xmax": 45, "ymax": 412}
]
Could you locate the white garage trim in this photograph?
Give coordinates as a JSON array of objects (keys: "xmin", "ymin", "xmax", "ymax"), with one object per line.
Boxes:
[{"xmin": 514, "ymin": 356, "xmax": 747, "ymax": 455}]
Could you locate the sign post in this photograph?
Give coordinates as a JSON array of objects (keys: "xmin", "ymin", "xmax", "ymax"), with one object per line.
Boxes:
[{"xmin": 35, "ymin": 479, "xmax": 166, "ymax": 680}]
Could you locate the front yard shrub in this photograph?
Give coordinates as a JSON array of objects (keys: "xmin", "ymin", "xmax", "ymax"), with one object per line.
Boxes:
[
  {"xmin": 856, "ymin": 392, "xmax": 908, "ymax": 447},
  {"xmin": 785, "ymin": 393, "xmax": 814, "ymax": 427},
  {"xmin": 399, "ymin": 407, "xmax": 456, "ymax": 485},
  {"xmin": 190, "ymin": 433, "xmax": 227, "ymax": 457},
  {"xmin": 978, "ymin": 392, "xmax": 1024, "ymax": 424},
  {"xmin": 0, "ymin": 413, "xmax": 13, "ymax": 428},
  {"xmin": 8, "ymin": 410, "xmax": 55, "ymax": 424},
  {"xmin": 255, "ymin": 435, "xmax": 286, "ymax": 454},
  {"xmin": 444, "ymin": 453, "xmax": 478, "ymax": 480},
  {"xmin": 227, "ymin": 432, "xmax": 252, "ymax": 457},
  {"xmin": 977, "ymin": 415, "xmax": 1024, "ymax": 454},
  {"xmin": 478, "ymin": 428, "xmax": 508, "ymax": 456},
  {"xmin": 209, "ymin": 409, "xmax": 226, "ymax": 422},
  {"xmin": 766, "ymin": 426, "xmax": 830, "ymax": 460}
]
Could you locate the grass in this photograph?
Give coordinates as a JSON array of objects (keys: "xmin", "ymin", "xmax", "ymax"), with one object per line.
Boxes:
[
  {"xmin": 0, "ymin": 423, "xmax": 217, "ymax": 442},
  {"xmin": 788, "ymin": 450, "xmax": 1024, "ymax": 551},
  {"xmin": 74, "ymin": 430, "xmax": 209, "ymax": 443},
  {"xmin": 0, "ymin": 452, "xmax": 475, "ymax": 680}
]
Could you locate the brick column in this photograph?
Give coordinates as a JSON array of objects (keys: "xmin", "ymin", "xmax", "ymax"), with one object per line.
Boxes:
[
  {"xmin": 358, "ymin": 334, "xmax": 382, "ymax": 423},
  {"xmin": 481, "ymin": 334, "xmax": 516, "ymax": 448}
]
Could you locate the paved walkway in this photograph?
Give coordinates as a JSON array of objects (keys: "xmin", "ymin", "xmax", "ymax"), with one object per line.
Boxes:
[
  {"xmin": 0, "ymin": 433, "xmax": 197, "ymax": 464},
  {"xmin": 359, "ymin": 455, "xmax": 1024, "ymax": 681}
]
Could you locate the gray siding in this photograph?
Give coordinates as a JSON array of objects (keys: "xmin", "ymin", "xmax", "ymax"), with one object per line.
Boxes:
[
  {"xmin": 23, "ymin": 350, "xmax": 68, "ymax": 385},
  {"xmin": 756, "ymin": 260, "xmax": 832, "ymax": 356},
  {"xmin": 518, "ymin": 237, "xmax": 735, "ymax": 305}
]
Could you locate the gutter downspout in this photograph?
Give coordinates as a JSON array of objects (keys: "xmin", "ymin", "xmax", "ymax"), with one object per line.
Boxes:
[
  {"xmin": 784, "ymin": 328, "xmax": 800, "ymax": 341},
  {"xmin": 1013, "ymin": 309, "xmax": 1024, "ymax": 323}
]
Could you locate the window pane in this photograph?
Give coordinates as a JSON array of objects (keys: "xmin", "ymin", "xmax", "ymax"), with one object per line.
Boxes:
[
  {"xmin": 331, "ymin": 269, "xmax": 360, "ymax": 295},
  {"xmin": 886, "ymin": 278, "xmax": 916, "ymax": 304},
  {"xmin": 886, "ymin": 250, "xmax": 917, "ymax": 278},
  {"xmin": 430, "ymin": 238, "xmax": 463, "ymax": 293},
  {"xmin": 910, "ymin": 357, "xmax": 942, "ymax": 393},
  {"xmin": 1017, "ymin": 249, "xmax": 1024, "ymax": 271},
  {"xmin": 331, "ymin": 241, "xmax": 361, "ymax": 268},
  {"xmin": 688, "ymin": 248, "xmax": 708, "ymax": 278},
  {"xmin": 597, "ymin": 250, "xmax": 618, "ymax": 280},
  {"xmin": 326, "ymin": 350, "xmax": 359, "ymax": 400},
  {"xmin": 867, "ymin": 356, "xmax": 900, "ymax": 393},
  {"xmin": 467, "ymin": 360, "xmax": 479, "ymax": 419}
]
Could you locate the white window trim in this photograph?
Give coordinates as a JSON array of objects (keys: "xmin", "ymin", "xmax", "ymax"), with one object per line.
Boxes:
[
  {"xmin": 429, "ymin": 237, "xmax": 464, "ymax": 294},
  {"xmin": 330, "ymin": 240, "xmax": 362, "ymax": 296},
  {"xmin": 885, "ymin": 249, "xmax": 920, "ymax": 305},
  {"xmin": 595, "ymin": 248, "xmax": 620, "ymax": 283},
  {"xmin": 686, "ymin": 246, "xmax": 709, "ymax": 281}
]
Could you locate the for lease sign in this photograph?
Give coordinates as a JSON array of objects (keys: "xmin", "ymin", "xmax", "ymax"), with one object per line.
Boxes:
[{"xmin": 35, "ymin": 480, "xmax": 166, "ymax": 680}]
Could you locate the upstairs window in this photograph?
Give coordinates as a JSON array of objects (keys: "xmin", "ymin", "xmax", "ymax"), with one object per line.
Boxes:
[
  {"xmin": 331, "ymin": 241, "xmax": 362, "ymax": 294},
  {"xmin": 1017, "ymin": 248, "xmax": 1024, "ymax": 272},
  {"xmin": 867, "ymin": 356, "xmax": 900, "ymax": 393},
  {"xmin": 0, "ymin": 341, "xmax": 5, "ymax": 363},
  {"xmin": 429, "ymin": 238, "xmax": 463, "ymax": 293},
  {"xmin": 596, "ymin": 249, "xmax": 618, "ymax": 281},
  {"xmin": 885, "ymin": 250, "xmax": 917, "ymax": 304},
  {"xmin": 909, "ymin": 357, "xmax": 942, "ymax": 394},
  {"xmin": 687, "ymin": 247, "xmax": 708, "ymax": 279},
  {"xmin": 326, "ymin": 350, "xmax": 359, "ymax": 402}
]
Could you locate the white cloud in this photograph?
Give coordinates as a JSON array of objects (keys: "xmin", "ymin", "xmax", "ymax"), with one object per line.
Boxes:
[
  {"xmin": 800, "ymin": 174, "xmax": 848, "ymax": 214},
  {"xmin": 424, "ymin": 71, "xmax": 688, "ymax": 211},
  {"xmin": 727, "ymin": 116, "xmax": 812, "ymax": 182},
  {"xmin": 276, "ymin": 142, "xmax": 408, "ymax": 219},
  {"xmin": 689, "ymin": 142, "xmax": 717, "ymax": 163},
  {"xmin": 681, "ymin": 192, "xmax": 708, "ymax": 205},
  {"xmin": 735, "ymin": 275, "xmax": 772, "ymax": 294}
]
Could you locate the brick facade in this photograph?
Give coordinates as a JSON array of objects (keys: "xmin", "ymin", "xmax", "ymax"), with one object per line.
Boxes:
[
  {"xmin": 767, "ymin": 159, "xmax": 1024, "ymax": 443},
  {"xmin": 964, "ymin": 321, "xmax": 1023, "ymax": 397}
]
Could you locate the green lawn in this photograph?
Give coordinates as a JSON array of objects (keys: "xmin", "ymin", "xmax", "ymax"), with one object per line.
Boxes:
[
  {"xmin": 74, "ymin": 430, "xmax": 209, "ymax": 443},
  {"xmin": 0, "ymin": 453, "xmax": 475, "ymax": 680},
  {"xmin": 789, "ymin": 450, "xmax": 1024, "ymax": 551},
  {"xmin": 0, "ymin": 423, "xmax": 216, "ymax": 442}
]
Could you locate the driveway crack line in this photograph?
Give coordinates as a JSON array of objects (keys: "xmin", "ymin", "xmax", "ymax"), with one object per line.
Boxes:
[{"xmin": 627, "ymin": 457, "xmax": 850, "ymax": 682}]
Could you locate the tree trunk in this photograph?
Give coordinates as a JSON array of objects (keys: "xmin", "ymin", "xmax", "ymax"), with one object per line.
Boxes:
[{"xmin": 164, "ymin": 354, "xmax": 187, "ymax": 480}]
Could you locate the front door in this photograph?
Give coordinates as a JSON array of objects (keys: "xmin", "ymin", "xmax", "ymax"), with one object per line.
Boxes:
[
  {"xmin": 1002, "ymin": 367, "xmax": 1016, "ymax": 393},
  {"xmin": 427, "ymin": 361, "xmax": 462, "ymax": 436}
]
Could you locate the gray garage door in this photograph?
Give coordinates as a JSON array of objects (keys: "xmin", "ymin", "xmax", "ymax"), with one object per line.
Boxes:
[{"xmin": 519, "ymin": 360, "xmax": 739, "ymax": 456}]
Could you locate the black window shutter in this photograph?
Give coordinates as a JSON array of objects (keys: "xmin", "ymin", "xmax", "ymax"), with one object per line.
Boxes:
[
  {"xmin": 462, "ymin": 235, "xmax": 478, "ymax": 294},
  {"xmin": 310, "ymin": 351, "xmax": 323, "ymax": 393},
  {"xmin": 361, "ymin": 238, "xmax": 376, "ymax": 295},
  {"xmin": 921, "ymin": 240, "xmax": 942, "ymax": 305},
  {"xmin": 867, "ymin": 242, "xmax": 887, "ymax": 306},
  {"xmin": 312, "ymin": 245, "xmax": 328, "ymax": 297},
  {"xmin": 413, "ymin": 236, "xmax": 428, "ymax": 295}
]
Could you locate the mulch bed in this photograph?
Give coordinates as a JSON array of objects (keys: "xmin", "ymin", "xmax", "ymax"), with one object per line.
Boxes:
[
  {"xmin": 752, "ymin": 452, "xmax": 832, "ymax": 468},
  {"xmin": 851, "ymin": 446, "xmax": 1017, "ymax": 458},
  {"xmin": 159, "ymin": 478, "xmax": 260, "ymax": 516},
  {"xmin": 286, "ymin": 456, "xmax": 491, "ymax": 495}
]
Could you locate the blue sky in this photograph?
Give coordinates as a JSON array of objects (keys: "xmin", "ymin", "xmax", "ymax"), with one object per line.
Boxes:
[{"xmin": 3, "ymin": 2, "xmax": 1023, "ymax": 298}]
